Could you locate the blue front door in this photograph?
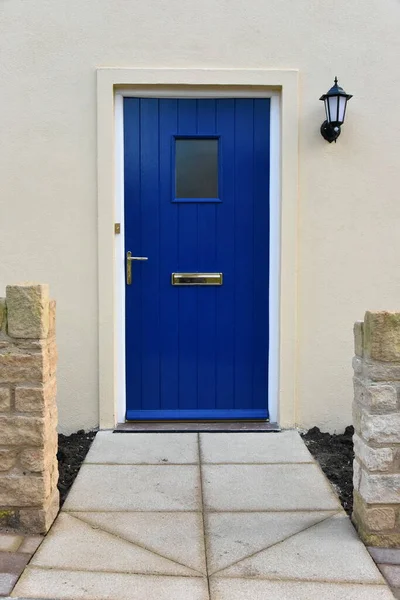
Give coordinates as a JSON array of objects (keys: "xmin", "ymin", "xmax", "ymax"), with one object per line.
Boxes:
[{"xmin": 124, "ymin": 98, "xmax": 270, "ymax": 421}]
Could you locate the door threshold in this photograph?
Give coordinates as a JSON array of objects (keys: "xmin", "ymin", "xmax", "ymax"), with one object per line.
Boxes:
[{"xmin": 114, "ymin": 421, "xmax": 280, "ymax": 433}]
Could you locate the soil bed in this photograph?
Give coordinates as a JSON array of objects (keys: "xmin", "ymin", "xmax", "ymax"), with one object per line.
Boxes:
[
  {"xmin": 57, "ymin": 430, "xmax": 97, "ymax": 505},
  {"xmin": 301, "ymin": 425, "xmax": 354, "ymax": 515}
]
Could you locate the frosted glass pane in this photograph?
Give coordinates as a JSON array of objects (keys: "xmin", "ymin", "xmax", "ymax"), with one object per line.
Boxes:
[
  {"xmin": 328, "ymin": 96, "xmax": 339, "ymax": 123},
  {"xmin": 338, "ymin": 96, "xmax": 347, "ymax": 123},
  {"xmin": 176, "ymin": 139, "xmax": 218, "ymax": 198}
]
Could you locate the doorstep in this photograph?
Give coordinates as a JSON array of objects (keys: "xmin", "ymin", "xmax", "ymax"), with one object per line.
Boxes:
[{"xmin": 115, "ymin": 421, "xmax": 280, "ymax": 432}]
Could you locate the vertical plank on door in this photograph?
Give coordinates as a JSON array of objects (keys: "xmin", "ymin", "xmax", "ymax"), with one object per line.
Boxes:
[
  {"xmin": 140, "ymin": 99, "xmax": 160, "ymax": 410},
  {"xmin": 234, "ymin": 99, "xmax": 255, "ymax": 411},
  {"xmin": 215, "ymin": 99, "xmax": 236, "ymax": 410},
  {"xmin": 159, "ymin": 99, "xmax": 180, "ymax": 411},
  {"xmin": 253, "ymin": 99, "xmax": 270, "ymax": 410},
  {"xmin": 197, "ymin": 99, "xmax": 217, "ymax": 411},
  {"xmin": 177, "ymin": 100, "xmax": 199, "ymax": 410},
  {"xmin": 124, "ymin": 98, "xmax": 142, "ymax": 409}
]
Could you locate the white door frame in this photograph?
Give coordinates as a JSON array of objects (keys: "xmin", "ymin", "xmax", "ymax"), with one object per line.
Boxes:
[{"xmin": 97, "ymin": 68, "xmax": 299, "ymax": 429}]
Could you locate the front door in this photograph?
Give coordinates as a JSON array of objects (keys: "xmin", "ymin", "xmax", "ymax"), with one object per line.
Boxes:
[{"xmin": 124, "ymin": 98, "xmax": 270, "ymax": 421}]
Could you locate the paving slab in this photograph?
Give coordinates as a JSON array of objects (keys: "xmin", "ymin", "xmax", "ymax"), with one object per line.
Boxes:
[
  {"xmin": 0, "ymin": 552, "xmax": 30, "ymax": 574},
  {"xmin": 210, "ymin": 578, "xmax": 396, "ymax": 599},
  {"xmin": 205, "ymin": 510, "xmax": 336, "ymax": 574},
  {"xmin": 30, "ymin": 512, "xmax": 200, "ymax": 577},
  {"xmin": 0, "ymin": 535, "xmax": 23, "ymax": 552},
  {"xmin": 200, "ymin": 431, "xmax": 313, "ymax": 464},
  {"xmin": 0, "ymin": 573, "xmax": 19, "ymax": 597},
  {"xmin": 217, "ymin": 513, "xmax": 384, "ymax": 584},
  {"xmin": 86, "ymin": 432, "xmax": 199, "ymax": 464},
  {"xmin": 63, "ymin": 464, "xmax": 201, "ymax": 511},
  {"xmin": 69, "ymin": 511, "xmax": 206, "ymax": 574},
  {"xmin": 380, "ymin": 566, "xmax": 400, "ymax": 589},
  {"xmin": 17, "ymin": 537, "xmax": 43, "ymax": 555},
  {"xmin": 369, "ymin": 548, "xmax": 400, "ymax": 565},
  {"xmin": 202, "ymin": 463, "xmax": 340, "ymax": 511},
  {"xmin": 11, "ymin": 569, "xmax": 209, "ymax": 600}
]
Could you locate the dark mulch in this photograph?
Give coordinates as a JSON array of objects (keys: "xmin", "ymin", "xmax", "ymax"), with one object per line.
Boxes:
[
  {"xmin": 301, "ymin": 425, "xmax": 354, "ymax": 515},
  {"xmin": 57, "ymin": 430, "xmax": 97, "ymax": 505}
]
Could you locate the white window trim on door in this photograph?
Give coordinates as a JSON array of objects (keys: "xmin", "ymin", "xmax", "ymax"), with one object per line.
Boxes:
[{"xmin": 97, "ymin": 68, "xmax": 299, "ymax": 429}]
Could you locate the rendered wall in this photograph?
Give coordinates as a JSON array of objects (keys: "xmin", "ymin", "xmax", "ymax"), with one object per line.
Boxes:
[{"xmin": 1, "ymin": 0, "xmax": 400, "ymax": 432}]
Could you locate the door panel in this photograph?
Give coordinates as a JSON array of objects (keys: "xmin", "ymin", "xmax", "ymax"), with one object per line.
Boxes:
[{"xmin": 124, "ymin": 98, "xmax": 270, "ymax": 420}]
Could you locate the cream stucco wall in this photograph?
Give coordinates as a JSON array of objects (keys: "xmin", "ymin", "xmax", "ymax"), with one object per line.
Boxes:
[{"xmin": 1, "ymin": 0, "xmax": 399, "ymax": 433}]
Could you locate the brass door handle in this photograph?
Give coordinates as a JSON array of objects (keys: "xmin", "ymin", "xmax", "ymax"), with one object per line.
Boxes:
[{"xmin": 126, "ymin": 251, "xmax": 148, "ymax": 285}]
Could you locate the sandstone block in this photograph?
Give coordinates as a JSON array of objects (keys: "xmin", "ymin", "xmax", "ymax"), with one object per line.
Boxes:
[
  {"xmin": 354, "ymin": 379, "xmax": 398, "ymax": 412},
  {"xmin": 15, "ymin": 386, "xmax": 45, "ymax": 413},
  {"xmin": 353, "ymin": 494, "xmax": 396, "ymax": 531},
  {"xmin": 362, "ymin": 360, "xmax": 400, "ymax": 381},
  {"xmin": 48, "ymin": 300, "xmax": 56, "ymax": 338},
  {"xmin": 352, "ymin": 401, "xmax": 365, "ymax": 434},
  {"xmin": 15, "ymin": 380, "xmax": 56, "ymax": 413},
  {"xmin": 367, "ymin": 385, "xmax": 398, "ymax": 411},
  {"xmin": 353, "ymin": 458, "xmax": 361, "ymax": 490},
  {"xmin": 13, "ymin": 339, "xmax": 46, "ymax": 350},
  {"xmin": 19, "ymin": 448, "xmax": 49, "ymax": 473},
  {"xmin": 353, "ymin": 434, "xmax": 394, "ymax": 472},
  {"xmin": 0, "ymin": 298, "xmax": 5, "ymax": 331},
  {"xmin": 359, "ymin": 471, "xmax": 400, "ymax": 504},
  {"xmin": 6, "ymin": 283, "xmax": 49, "ymax": 339},
  {"xmin": 0, "ymin": 509, "xmax": 18, "ymax": 529},
  {"xmin": 361, "ymin": 413, "xmax": 400, "ymax": 444},
  {"xmin": 46, "ymin": 341, "xmax": 58, "ymax": 379},
  {"xmin": 364, "ymin": 311, "xmax": 400, "ymax": 362},
  {"xmin": 19, "ymin": 488, "xmax": 59, "ymax": 533},
  {"xmin": 0, "ymin": 449, "xmax": 18, "ymax": 471},
  {"xmin": 0, "ymin": 387, "xmax": 11, "ymax": 411},
  {"xmin": 0, "ymin": 473, "xmax": 47, "ymax": 505},
  {"xmin": 354, "ymin": 321, "xmax": 364, "ymax": 357},
  {"xmin": 0, "ymin": 415, "xmax": 45, "ymax": 446},
  {"xmin": 352, "ymin": 356, "xmax": 363, "ymax": 375},
  {"xmin": 0, "ymin": 351, "xmax": 47, "ymax": 384}
]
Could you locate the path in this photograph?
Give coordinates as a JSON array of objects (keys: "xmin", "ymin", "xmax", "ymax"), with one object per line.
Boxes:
[{"xmin": 11, "ymin": 431, "xmax": 395, "ymax": 599}]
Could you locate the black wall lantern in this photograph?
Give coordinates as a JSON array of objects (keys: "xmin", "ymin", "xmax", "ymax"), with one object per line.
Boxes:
[{"xmin": 320, "ymin": 77, "xmax": 353, "ymax": 143}]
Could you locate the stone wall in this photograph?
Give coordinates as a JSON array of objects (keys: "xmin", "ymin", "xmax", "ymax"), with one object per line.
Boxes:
[
  {"xmin": 352, "ymin": 312, "xmax": 400, "ymax": 547},
  {"xmin": 0, "ymin": 284, "xmax": 59, "ymax": 533}
]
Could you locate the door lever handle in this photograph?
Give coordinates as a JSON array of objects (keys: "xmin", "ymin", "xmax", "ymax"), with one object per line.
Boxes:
[{"xmin": 126, "ymin": 251, "xmax": 148, "ymax": 285}]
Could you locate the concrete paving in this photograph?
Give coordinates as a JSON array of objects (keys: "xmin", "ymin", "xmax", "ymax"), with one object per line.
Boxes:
[
  {"xmin": 11, "ymin": 431, "xmax": 395, "ymax": 599},
  {"xmin": 0, "ymin": 533, "xmax": 43, "ymax": 597}
]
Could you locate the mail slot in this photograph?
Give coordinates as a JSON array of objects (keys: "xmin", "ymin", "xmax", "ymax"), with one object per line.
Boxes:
[{"xmin": 171, "ymin": 273, "xmax": 223, "ymax": 286}]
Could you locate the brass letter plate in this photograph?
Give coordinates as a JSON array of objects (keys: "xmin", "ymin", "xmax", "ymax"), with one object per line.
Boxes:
[{"xmin": 171, "ymin": 273, "xmax": 223, "ymax": 286}]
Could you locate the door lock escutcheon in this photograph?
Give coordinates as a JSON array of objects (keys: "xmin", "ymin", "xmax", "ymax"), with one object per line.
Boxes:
[{"xmin": 126, "ymin": 251, "xmax": 148, "ymax": 285}]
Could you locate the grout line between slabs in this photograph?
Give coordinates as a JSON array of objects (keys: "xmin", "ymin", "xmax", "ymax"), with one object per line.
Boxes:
[
  {"xmin": 81, "ymin": 462, "xmax": 199, "ymax": 466},
  {"xmin": 209, "ymin": 573, "xmax": 388, "ymax": 586},
  {"xmin": 20, "ymin": 564, "xmax": 206, "ymax": 579},
  {"xmin": 198, "ymin": 433, "xmax": 212, "ymax": 600}
]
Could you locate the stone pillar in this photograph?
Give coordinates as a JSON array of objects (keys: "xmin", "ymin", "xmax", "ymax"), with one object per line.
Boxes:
[
  {"xmin": 352, "ymin": 312, "xmax": 400, "ymax": 547},
  {"xmin": 0, "ymin": 284, "xmax": 59, "ymax": 533}
]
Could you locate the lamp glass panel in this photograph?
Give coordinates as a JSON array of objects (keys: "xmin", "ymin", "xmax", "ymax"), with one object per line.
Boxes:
[
  {"xmin": 338, "ymin": 96, "xmax": 347, "ymax": 124},
  {"xmin": 328, "ymin": 96, "xmax": 339, "ymax": 124},
  {"xmin": 323, "ymin": 99, "xmax": 329, "ymax": 121}
]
